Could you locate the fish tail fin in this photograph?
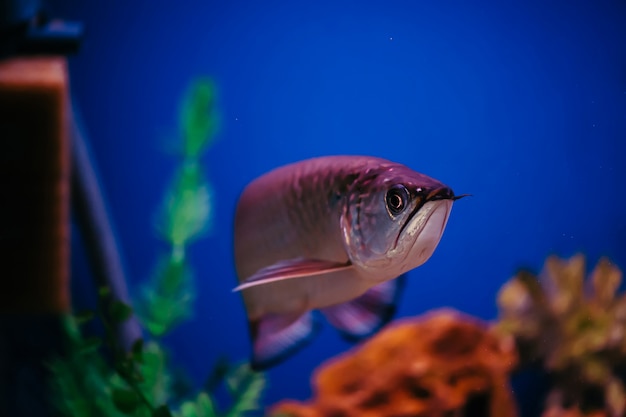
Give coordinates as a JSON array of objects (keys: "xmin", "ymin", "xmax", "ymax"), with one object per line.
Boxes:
[
  {"xmin": 248, "ymin": 311, "xmax": 319, "ymax": 371},
  {"xmin": 321, "ymin": 273, "xmax": 407, "ymax": 341}
]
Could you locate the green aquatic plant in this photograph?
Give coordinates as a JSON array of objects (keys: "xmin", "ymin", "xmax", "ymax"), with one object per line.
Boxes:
[
  {"xmin": 495, "ymin": 254, "xmax": 626, "ymax": 417},
  {"xmin": 177, "ymin": 363, "xmax": 265, "ymax": 417},
  {"xmin": 136, "ymin": 78, "xmax": 217, "ymax": 337},
  {"xmin": 49, "ymin": 79, "xmax": 266, "ymax": 417},
  {"xmin": 49, "ymin": 288, "xmax": 171, "ymax": 417},
  {"xmin": 50, "ymin": 295, "xmax": 266, "ymax": 417}
]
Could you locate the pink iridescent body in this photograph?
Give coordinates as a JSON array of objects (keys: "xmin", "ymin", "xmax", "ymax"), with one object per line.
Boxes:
[{"xmin": 233, "ymin": 155, "xmax": 462, "ymax": 369}]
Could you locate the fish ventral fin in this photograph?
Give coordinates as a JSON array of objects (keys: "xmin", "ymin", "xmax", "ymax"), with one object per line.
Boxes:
[
  {"xmin": 321, "ymin": 273, "xmax": 407, "ymax": 341},
  {"xmin": 249, "ymin": 311, "xmax": 320, "ymax": 371},
  {"xmin": 233, "ymin": 258, "xmax": 353, "ymax": 292}
]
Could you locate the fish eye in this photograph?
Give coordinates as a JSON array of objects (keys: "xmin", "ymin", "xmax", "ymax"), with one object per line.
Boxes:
[{"xmin": 385, "ymin": 185, "xmax": 410, "ymax": 216}]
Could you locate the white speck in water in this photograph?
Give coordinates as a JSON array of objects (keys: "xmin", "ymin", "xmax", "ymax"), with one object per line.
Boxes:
[
  {"xmin": 389, "ymin": 37, "xmax": 393, "ymax": 41},
  {"xmin": 235, "ymin": 117, "xmax": 239, "ymax": 121}
]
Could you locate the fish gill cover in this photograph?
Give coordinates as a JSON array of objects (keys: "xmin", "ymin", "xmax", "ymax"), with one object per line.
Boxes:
[{"xmin": 48, "ymin": 79, "xmax": 266, "ymax": 417}]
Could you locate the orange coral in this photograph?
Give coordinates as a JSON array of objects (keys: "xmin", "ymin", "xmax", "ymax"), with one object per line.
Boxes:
[{"xmin": 270, "ymin": 309, "xmax": 518, "ymax": 417}]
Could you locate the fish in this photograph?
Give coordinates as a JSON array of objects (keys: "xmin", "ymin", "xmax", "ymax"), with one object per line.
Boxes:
[{"xmin": 233, "ymin": 155, "xmax": 465, "ymax": 370}]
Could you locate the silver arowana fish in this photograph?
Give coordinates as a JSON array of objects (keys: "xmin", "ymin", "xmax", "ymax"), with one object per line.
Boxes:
[{"xmin": 233, "ymin": 155, "xmax": 465, "ymax": 370}]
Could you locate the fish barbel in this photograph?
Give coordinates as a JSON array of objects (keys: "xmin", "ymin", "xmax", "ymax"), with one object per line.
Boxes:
[{"xmin": 233, "ymin": 155, "xmax": 465, "ymax": 369}]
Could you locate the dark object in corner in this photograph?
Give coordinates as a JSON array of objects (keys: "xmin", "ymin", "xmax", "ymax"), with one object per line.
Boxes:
[
  {"xmin": 0, "ymin": 56, "xmax": 70, "ymax": 417},
  {"xmin": 0, "ymin": 0, "xmax": 82, "ymax": 59},
  {"xmin": 0, "ymin": 4, "xmax": 138, "ymax": 415}
]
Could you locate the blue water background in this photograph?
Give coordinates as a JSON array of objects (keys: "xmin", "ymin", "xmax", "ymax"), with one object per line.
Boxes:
[{"xmin": 52, "ymin": 0, "xmax": 626, "ymax": 410}]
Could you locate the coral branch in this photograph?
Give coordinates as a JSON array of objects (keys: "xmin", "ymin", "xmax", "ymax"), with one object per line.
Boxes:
[{"xmin": 495, "ymin": 254, "xmax": 626, "ymax": 417}]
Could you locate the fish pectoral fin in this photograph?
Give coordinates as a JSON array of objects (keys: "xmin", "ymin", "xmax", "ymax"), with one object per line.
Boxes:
[
  {"xmin": 321, "ymin": 273, "xmax": 407, "ymax": 341},
  {"xmin": 249, "ymin": 311, "xmax": 320, "ymax": 370},
  {"xmin": 232, "ymin": 258, "xmax": 353, "ymax": 292}
]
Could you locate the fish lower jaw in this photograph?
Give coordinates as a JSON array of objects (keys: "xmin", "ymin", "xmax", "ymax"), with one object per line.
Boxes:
[
  {"xmin": 403, "ymin": 201, "xmax": 451, "ymax": 264},
  {"xmin": 353, "ymin": 263, "xmax": 400, "ymax": 285}
]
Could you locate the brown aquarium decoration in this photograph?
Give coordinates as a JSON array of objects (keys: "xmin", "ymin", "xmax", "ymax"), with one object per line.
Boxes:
[
  {"xmin": 270, "ymin": 309, "xmax": 518, "ymax": 417},
  {"xmin": 495, "ymin": 254, "xmax": 626, "ymax": 417}
]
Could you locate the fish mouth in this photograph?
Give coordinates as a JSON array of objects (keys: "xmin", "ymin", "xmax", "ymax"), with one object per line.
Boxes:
[
  {"xmin": 425, "ymin": 187, "xmax": 470, "ymax": 202},
  {"xmin": 393, "ymin": 199, "xmax": 452, "ymax": 265},
  {"xmin": 397, "ymin": 199, "xmax": 451, "ymax": 245},
  {"xmin": 396, "ymin": 187, "xmax": 457, "ymax": 244}
]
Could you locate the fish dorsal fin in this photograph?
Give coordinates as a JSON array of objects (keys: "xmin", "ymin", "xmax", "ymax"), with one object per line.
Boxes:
[
  {"xmin": 321, "ymin": 273, "xmax": 407, "ymax": 340},
  {"xmin": 233, "ymin": 258, "xmax": 353, "ymax": 292},
  {"xmin": 249, "ymin": 311, "xmax": 319, "ymax": 370}
]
